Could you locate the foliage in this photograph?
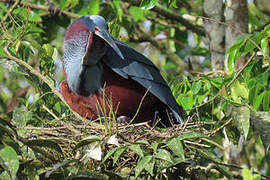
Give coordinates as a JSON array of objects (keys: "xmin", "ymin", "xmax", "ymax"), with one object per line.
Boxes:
[{"xmin": 0, "ymin": 0, "xmax": 270, "ymax": 179}]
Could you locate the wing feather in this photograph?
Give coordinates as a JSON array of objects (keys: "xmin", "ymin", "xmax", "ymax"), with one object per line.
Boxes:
[{"xmin": 103, "ymin": 39, "xmax": 183, "ymax": 123}]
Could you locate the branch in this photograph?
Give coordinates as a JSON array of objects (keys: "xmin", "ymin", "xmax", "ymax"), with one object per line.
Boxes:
[
  {"xmin": 0, "ymin": 0, "xmax": 79, "ymax": 18},
  {"xmin": 122, "ymin": 0, "xmax": 205, "ymax": 36}
]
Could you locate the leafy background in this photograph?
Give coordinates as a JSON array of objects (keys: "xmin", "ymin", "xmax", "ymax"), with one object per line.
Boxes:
[{"xmin": 0, "ymin": 0, "xmax": 270, "ymax": 179}]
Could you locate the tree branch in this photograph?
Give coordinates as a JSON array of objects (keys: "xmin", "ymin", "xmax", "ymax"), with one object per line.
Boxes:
[
  {"xmin": 122, "ymin": 0, "xmax": 205, "ymax": 36},
  {"xmin": 0, "ymin": 0, "xmax": 79, "ymax": 18}
]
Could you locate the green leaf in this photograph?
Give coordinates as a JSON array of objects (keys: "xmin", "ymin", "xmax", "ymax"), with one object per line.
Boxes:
[
  {"xmin": 168, "ymin": 0, "xmax": 178, "ymax": 8},
  {"xmin": 178, "ymin": 132, "xmax": 208, "ymax": 140},
  {"xmin": 155, "ymin": 149, "xmax": 173, "ymax": 163},
  {"xmin": 255, "ymin": 72, "xmax": 269, "ymax": 87},
  {"xmin": 244, "ymin": 33, "xmax": 264, "ymax": 55},
  {"xmin": 135, "ymin": 140, "xmax": 149, "ymax": 145},
  {"xmin": 191, "ymin": 81, "xmax": 202, "ymax": 94},
  {"xmin": 227, "ymin": 49, "xmax": 238, "ymax": 73},
  {"xmin": 54, "ymin": 102, "xmax": 62, "ymax": 114},
  {"xmin": 134, "ymin": 155, "xmax": 152, "ymax": 178},
  {"xmin": 140, "ymin": 0, "xmax": 158, "ymax": 9},
  {"xmin": 129, "ymin": 144, "xmax": 144, "ymax": 157},
  {"xmin": 254, "ymin": 92, "xmax": 265, "ymax": 110},
  {"xmin": 0, "ymin": 145, "xmax": 19, "ymax": 180},
  {"xmin": 25, "ymin": 139, "xmax": 63, "ymax": 154},
  {"xmin": 102, "ymin": 147, "xmax": 118, "ymax": 164},
  {"xmin": 112, "ymin": 0, "xmax": 123, "ymax": 21},
  {"xmin": 88, "ymin": 0, "xmax": 100, "ymax": 15},
  {"xmin": 13, "ymin": 107, "xmax": 32, "ymax": 128},
  {"xmin": 73, "ymin": 135, "xmax": 101, "ymax": 152},
  {"xmin": 230, "ymin": 85, "xmax": 241, "ymax": 103},
  {"xmin": 151, "ymin": 141, "xmax": 159, "ymax": 153},
  {"xmin": 42, "ymin": 44, "xmax": 54, "ymax": 58},
  {"xmin": 248, "ymin": 3, "xmax": 267, "ymax": 23},
  {"xmin": 261, "ymin": 37, "xmax": 268, "ymax": 59},
  {"xmin": 144, "ymin": 159, "xmax": 155, "ymax": 176},
  {"xmin": 113, "ymin": 146, "xmax": 127, "ymax": 165},
  {"xmin": 249, "ymin": 86, "xmax": 262, "ymax": 105},
  {"xmin": 178, "ymin": 93, "xmax": 193, "ymax": 112},
  {"xmin": 231, "ymin": 80, "xmax": 249, "ymax": 102},
  {"xmin": 167, "ymin": 137, "xmax": 185, "ymax": 161},
  {"xmin": 263, "ymin": 91, "xmax": 270, "ymax": 111},
  {"xmin": 128, "ymin": 6, "xmax": 145, "ymax": 22},
  {"xmin": 242, "ymin": 168, "xmax": 261, "ymax": 180}
]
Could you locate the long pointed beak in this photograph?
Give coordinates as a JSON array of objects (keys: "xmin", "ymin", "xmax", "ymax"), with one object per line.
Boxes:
[{"xmin": 95, "ymin": 28, "xmax": 124, "ymax": 59}]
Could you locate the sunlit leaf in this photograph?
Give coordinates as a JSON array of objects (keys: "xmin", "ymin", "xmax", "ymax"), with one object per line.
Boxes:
[
  {"xmin": 191, "ymin": 81, "xmax": 202, "ymax": 94},
  {"xmin": 128, "ymin": 6, "xmax": 145, "ymax": 22},
  {"xmin": 167, "ymin": 137, "xmax": 185, "ymax": 161},
  {"xmin": 73, "ymin": 135, "xmax": 101, "ymax": 152},
  {"xmin": 102, "ymin": 147, "xmax": 118, "ymax": 164},
  {"xmin": 140, "ymin": 0, "xmax": 158, "ymax": 9},
  {"xmin": 129, "ymin": 144, "xmax": 144, "ymax": 157},
  {"xmin": 134, "ymin": 155, "xmax": 152, "ymax": 178},
  {"xmin": 113, "ymin": 146, "xmax": 127, "ymax": 165},
  {"xmin": 155, "ymin": 149, "xmax": 173, "ymax": 163},
  {"xmin": 0, "ymin": 145, "xmax": 19, "ymax": 180},
  {"xmin": 135, "ymin": 140, "xmax": 150, "ymax": 145},
  {"xmin": 144, "ymin": 159, "xmax": 155, "ymax": 176}
]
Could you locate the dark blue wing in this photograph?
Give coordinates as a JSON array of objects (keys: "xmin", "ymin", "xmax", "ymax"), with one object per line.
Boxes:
[{"xmin": 103, "ymin": 39, "xmax": 183, "ymax": 123}]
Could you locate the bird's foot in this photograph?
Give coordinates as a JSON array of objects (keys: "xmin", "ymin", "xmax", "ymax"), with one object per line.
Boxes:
[{"xmin": 117, "ymin": 116, "xmax": 131, "ymax": 125}]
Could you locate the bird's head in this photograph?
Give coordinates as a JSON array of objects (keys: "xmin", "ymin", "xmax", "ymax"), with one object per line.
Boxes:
[{"xmin": 63, "ymin": 15, "xmax": 123, "ymax": 93}]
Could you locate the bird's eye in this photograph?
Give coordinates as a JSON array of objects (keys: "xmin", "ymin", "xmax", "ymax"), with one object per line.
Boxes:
[{"xmin": 95, "ymin": 26, "xmax": 100, "ymax": 31}]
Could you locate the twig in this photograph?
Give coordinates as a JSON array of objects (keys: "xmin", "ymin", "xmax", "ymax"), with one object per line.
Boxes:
[
  {"xmin": 0, "ymin": 0, "xmax": 79, "ymax": 18},
  {"xmin": 184, "ymin": 140, "xmax": 211, "ymax": 148},
  {"xmin": 226, "ymin": 52, "xmax": 256, "ymax": 87},
  {"xmin": 191, "ymin": 92, "xmax": 221, "ymax": 110},
  {"xmin": 122, "ymin": 0, "xmax": 205, "ymax": 36},
  {"xmin": 207, "ymin": 118, "xmax": 232, "ymax": 137},
  {"xmin": 42, "ymin": 104, "xmax": 60, "ymax": 121},
  {"xmin": 0, "ymin": 0, "xmax": 21, "ymax": 24}
]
